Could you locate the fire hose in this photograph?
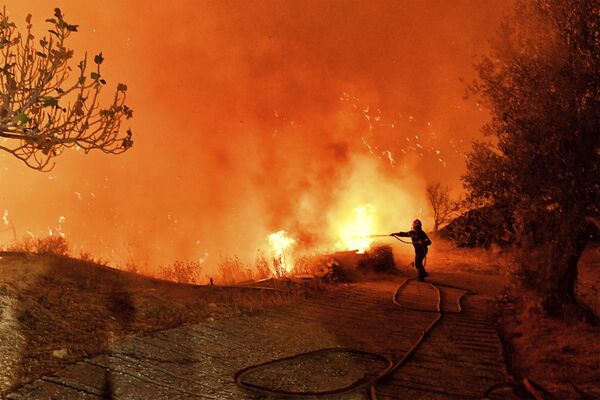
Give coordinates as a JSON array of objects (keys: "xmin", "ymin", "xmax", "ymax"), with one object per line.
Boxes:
[
  {"xmin": 234, "ymin": 277, "xmax": 554, "ymax": 399},
  {"xmin": 234, "ymin": 235, "xmax": 552, "ymax": 399},
  {"xmin": 234, "ymin": 277, "xmax": 472, "ymax": 399}
]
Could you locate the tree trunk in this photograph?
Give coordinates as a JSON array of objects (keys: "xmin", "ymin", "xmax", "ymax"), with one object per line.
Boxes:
[
  {"xmin": 516, "ymin": 209, "xmax": 590, "ymax": 317},
  {"xmin": 538, "ymin": 216, "xmax": 589, "ymax": 316},
  {"xmin": 541, "ymin": 243, "xmax": 579, "ymax": 316}
]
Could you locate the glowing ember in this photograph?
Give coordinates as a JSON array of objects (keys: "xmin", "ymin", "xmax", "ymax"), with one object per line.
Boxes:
[
  {"xmin": 267, "ymin": 230, "xmax": 295, "ymax": 277},
  {"xmin": 338, "ymin": 204, "xmax": 376, "ymax": 254}
]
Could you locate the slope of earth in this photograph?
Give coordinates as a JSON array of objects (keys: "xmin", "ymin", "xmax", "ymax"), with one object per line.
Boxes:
[
  {"xmin": 6, "ymin": 274, "xmax": 516, "ymax": 399},
  {"xmin": 0, "ymin": 253, "xmax": 304, "ymax": 396}
]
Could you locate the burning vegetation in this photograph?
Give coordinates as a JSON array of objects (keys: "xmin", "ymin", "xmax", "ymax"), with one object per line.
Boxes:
[{"xmin": 0, "ymin": 1, "xmax": 599, "ymax": 398}]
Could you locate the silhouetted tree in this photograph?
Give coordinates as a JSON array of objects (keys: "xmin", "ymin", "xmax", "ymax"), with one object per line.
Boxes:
[
  {"xmin": 0, "ymin": 8, "xmax": 133, "ymax": 171},
  {"xmin": 464, "ymin": 0, "xmax": 599, "ymax": 314},
  {"xmin": 426, "ymin": 181, "xmax": 454, "ymax": 233}
]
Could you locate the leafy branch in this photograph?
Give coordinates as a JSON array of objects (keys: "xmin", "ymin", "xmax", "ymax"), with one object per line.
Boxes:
[{"xmin": 0, "ymin": 7, "xmax": 134, "ymax": 171}]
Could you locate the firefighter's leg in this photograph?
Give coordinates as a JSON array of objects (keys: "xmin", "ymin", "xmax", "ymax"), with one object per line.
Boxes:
[
  {"xmin": 421, "ymin": 256, "xmax": 429, "ymax": 278},
  {"xmin": 415, "ymin": 253, "xmax": 426, "ymax": 281}
]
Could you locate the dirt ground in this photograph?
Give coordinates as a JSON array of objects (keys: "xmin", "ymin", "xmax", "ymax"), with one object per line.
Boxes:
[
  {"xmin": 0, "ymin": 253, "xmax": 309, "ymax": 396},
  {"xmin": 393, "ymin": 238, "xmax": 599, "ymax": 399},
  {"xmin": 1, "ymin": 241, "xmax": 598, "ymax": 399},
  {"xmin": 6, "ymin": 275, "xmax": 511, "ymax": 399}
]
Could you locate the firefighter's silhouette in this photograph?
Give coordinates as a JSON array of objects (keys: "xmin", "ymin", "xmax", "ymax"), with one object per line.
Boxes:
[{"xmin": 391, "ymin": 219, "xmax": 432, "ymax": 281}]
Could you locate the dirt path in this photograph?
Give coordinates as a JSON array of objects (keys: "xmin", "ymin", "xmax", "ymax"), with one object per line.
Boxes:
[{"xmin": 6, "ymin": 277, "xmax": 516, "ymax": 399}]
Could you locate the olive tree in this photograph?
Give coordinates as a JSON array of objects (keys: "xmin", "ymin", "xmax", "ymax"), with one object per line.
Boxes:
[
  {"xmin": 0, "ymin": 8, "xmax": 133, "ymax": 171},
  {"xmin": 464, "ymin": 0, "xmax": 599, "ymax": 315}
]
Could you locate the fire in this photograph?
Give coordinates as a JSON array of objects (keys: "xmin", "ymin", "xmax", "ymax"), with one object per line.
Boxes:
[
  {"xmin": 267, "ymin": 230, "xmax": 295, "ymax": 277},
  {"xmin": 338, "ymin": 204, "xmax": 376, "ymax": 253}
]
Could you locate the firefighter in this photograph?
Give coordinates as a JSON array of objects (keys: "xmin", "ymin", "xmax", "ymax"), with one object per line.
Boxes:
[{"xmin": 390, "ymin": 219, "xmax": 432, "ymax": 281}]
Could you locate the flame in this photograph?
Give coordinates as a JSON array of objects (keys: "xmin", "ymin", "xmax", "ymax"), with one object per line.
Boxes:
[
  {"xmin": 267, "ymin": 230, "xmax": 295, "ymax": 277},
  {"xmin": 338, "ymin": 204, "xmax": 375, "ymax": 253}
]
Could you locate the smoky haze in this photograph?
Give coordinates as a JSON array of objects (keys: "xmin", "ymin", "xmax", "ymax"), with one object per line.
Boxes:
[{"xmin": 0, "ymin": 1, "xmax": 509, "ymax": 273}]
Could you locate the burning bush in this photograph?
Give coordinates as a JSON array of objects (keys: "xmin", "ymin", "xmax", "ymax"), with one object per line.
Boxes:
[
  {"xmin": 293, "ymin": 255, "xmax": 345, "ymax": 280},
  {"xmin": 357, "ymin": 245, "xmax": 396, "ymax": 274},
  {"xmin": 6, "ymin": 235, "xmax": 70, "ymax": 256},
  {"xmin": 291, "ymin": 245, "xmax": 397, "ymax": 282},
  {"xmin": 159, "ymin": 260, "xmax": 204, "ymax": 285},
  {"xmin": 254, "ymin": 251, "xmax": 271, "ymax": 280},
  {"xmin": 216, "ymin": 256, "xmax": 255, "ymax": 285}
]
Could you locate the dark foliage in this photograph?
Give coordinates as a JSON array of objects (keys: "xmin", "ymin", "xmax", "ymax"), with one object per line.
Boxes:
[
  {"xmin": 439, "ymin": 205, "xmax": 514, "ymax": 248},
  {"xmin": 463, "ymin": 0, "xmax": 599, "ymax": 314},
  {"xmin": 357, "ymin": 245, "xmax": 396, "ymax": 274}
]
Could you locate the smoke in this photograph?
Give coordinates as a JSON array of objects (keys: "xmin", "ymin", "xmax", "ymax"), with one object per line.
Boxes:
[{"xmin": 1, "ymin": 0, "xmax": 509, "ymax": 273}]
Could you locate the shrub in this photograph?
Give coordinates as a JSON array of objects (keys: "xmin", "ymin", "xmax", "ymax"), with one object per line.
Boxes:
[
  {"xmin": 439, "ymin": 204, "xmax": 514, "ymax": 248},
  {"xmin": 254, "ymin": 251, "xmax": 271, "ymax": 279},
  {"xmin": 271, "ymin": 256, "xmax": 286, "ymax": 278},
  {"xmin": 292, "ymin": 255, "xmax": 349, "ymax": 282},
  {"xmin": 159, "ymin": 260, "xmax": 204, "ymax": 285},
  {"xmin": 78, "ymin": 250, "xmax": 95, "ymax": 263},
  {"xmin": 216, "ymin": 256, "xmax": 252, "ymax": 285},
  {"xmin": 7, "ymin": 235, "xmax": 70, "ymax": 256},
  {"xmin": 357, "ymin": 245, "xmax": 396, "ymax": 274},
  {"xmin": 124, "ymin": 262, "xmax": 140, "ymax": 274},
  {"xmin": 77, "ymin": 250, "xmax": 109, "ymax": 266}
]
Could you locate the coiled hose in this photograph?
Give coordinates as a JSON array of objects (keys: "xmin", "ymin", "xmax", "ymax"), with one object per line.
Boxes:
[{"xmin": 234, "ymin": 277, "xmax": 471, "ymax": 399}]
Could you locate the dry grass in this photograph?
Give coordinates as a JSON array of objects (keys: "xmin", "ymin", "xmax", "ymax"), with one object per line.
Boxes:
[
  {"xmin": 499, "ymin": 288, "xmax": 600, "ymax": 398},
  {"xmin": 0, "ymin": 253, "xmax": 309, "ymax": 395}
]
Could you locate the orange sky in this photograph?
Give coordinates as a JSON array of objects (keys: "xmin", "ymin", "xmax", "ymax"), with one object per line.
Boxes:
[{"xmin": 1, "ymin": 1, "xmax": 510, "ymax": 272}]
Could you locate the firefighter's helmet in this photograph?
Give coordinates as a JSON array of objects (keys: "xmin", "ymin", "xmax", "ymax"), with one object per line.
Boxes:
[{"xmin": 412, "ymin": 219, "xmax": 422, "ymax": 229}]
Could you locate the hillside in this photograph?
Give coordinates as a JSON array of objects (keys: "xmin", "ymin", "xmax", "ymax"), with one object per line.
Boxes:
[
  {"xmin": 1, "ymin": 242, "xmax": 598, "ymax": 399},
  {"xmin": 0, "ymin": 253, "xmax": 299, "ymax": 395}
]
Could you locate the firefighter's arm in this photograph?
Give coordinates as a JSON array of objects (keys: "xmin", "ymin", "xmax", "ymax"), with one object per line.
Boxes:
[{"xmin": 390, "ymin": 231, "xmax": 410, "ymax": 237}]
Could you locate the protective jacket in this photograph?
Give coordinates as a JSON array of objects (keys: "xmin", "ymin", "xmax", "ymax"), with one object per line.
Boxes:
[{"xmin": 392, "ymin": 229, "xmax": 432, "ymax": 256}]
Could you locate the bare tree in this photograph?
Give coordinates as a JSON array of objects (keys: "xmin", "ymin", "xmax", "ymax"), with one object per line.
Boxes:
[
  {"xmin": 0, "ymin": 8, "xmax": 133, "ymax": 171},
  {"xmin": 426, "ymin": 181, "xmax": 453, "ymax": 232}
]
